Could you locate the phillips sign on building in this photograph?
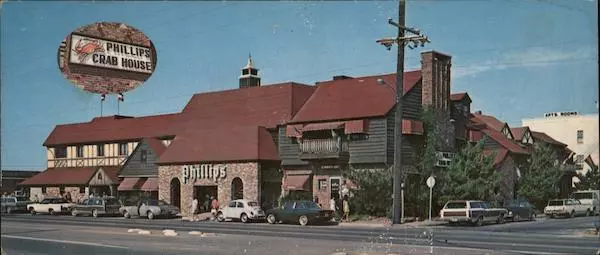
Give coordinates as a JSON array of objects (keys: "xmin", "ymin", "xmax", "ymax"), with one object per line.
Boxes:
[{"xmin": 57, "ymin": 22, "xmax": 158, "ymax": 95}]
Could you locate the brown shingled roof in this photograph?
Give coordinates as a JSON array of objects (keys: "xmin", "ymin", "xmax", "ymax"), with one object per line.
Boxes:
[
  {"xmin": 471, "ymin": 112, "xmax": 506, "ymax": 132},
  {"xmin": 43, "ymin": 114, "xmax": 180, "ymax": 146},
  {"xmin": 530, "ymin": 131, "xmax": 567, "ymax": 147},
  {"xmin": 483, "ymin": 148, "xmax": 509, "ymax": 166},
  {"xmin": 481, "ymin": 128, "xmax": 529, "ymax": 155},
  {"xmin": 19, "ymin": 167, "xmax": 96, "ymax": 186},
  {"xmin": 157, "ymin": 126, "xmax": 279, "ymax": 164},
  {"xmin": 289, "ymin": 71, "xmax": 422, "ymax": 123},
  {"xmin": 510, "ymin": 127, "xmax": 529, "ymax": 141},
  {"xmin": 143, "ymin": 138, "xmax": 167, "ymax": 156}
]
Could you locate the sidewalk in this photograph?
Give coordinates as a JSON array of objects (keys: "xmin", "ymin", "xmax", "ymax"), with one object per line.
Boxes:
[
  {"xmin": 180, "ymin": 212, "xmax": 214, "ymax": 222},
  {"xmin": 336, "ymin": 217, "xmax": 447, "ymax": 229}
]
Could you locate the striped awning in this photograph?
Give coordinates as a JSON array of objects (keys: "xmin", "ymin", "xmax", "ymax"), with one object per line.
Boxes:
[
  {"xmin": 140, "ymin": 177, "xmax": 158, "ymax": 191},
  {"xmin": 117, "ymin": 177, "xmax": 145, "ymax": 191}
]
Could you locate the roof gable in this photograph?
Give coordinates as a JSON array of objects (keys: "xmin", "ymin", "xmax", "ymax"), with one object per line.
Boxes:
[
  {"xmin": 530, "ymin": 131, "xmax": 567, "ymax": 147},
  {"xmin": 450, "ymin": 92, "xmax": 472, "ymax": 103},
  {"xmin": 481, "ymin": 128, "xmax": 529, "ymax": 155},
  {"xmin": 118, "ymin": 139, "xmax": 164, "ymax": 177},
  {"xmin": 290, "ymin": 71, "xmax": 422, "ymax": 123},
  {"xmin": 471, "ymin": 113, "xmax": 506, "ymax": 132}
]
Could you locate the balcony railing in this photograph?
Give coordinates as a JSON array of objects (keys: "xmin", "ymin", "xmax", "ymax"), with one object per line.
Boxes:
[
  {"xmin": 299, "ymin": 139, "xmax": 348, "ymax": 160},
  {"xmin": 48, "ymin": 156, "xmax": 128, "ymax": 168}
]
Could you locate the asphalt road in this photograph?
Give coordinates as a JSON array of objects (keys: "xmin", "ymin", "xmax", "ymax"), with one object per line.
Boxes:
[{"xmin": 1, "ymin": 213, "xmax": 599, "ymax": 255}]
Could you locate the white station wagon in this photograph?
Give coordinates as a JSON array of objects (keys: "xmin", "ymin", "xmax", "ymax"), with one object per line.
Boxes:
[{"xmin": 216, "ymin": 199, "xmax": 266, "ymax": 223}]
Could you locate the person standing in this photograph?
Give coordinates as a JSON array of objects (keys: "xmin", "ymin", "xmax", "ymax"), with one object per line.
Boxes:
[
  {"xmin": 342, "ymin": 195, "xmax": 350, "ymax": 222},
  {"xmin": 210, "ymin": 196, "xmax": 219, "ymax": 221},
  {"xmin": 203, "ymin": 194, "xmax": 210, "ymax": 213},
  {"xmin": 191, "ymin": 196, "xmax": 199, "ymax": 222},
  {"xmin": 330, "ymin": 196, "xmax": 338, "ymax": 222}
]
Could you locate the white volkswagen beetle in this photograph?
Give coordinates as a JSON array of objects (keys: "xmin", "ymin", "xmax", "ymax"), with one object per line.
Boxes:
[{"xmin": 216, "ymin": 199, "xmax": 265, "ymax": 223}]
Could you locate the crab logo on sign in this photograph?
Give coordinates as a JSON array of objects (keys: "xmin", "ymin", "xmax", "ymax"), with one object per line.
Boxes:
[{"xmin": 72, "ymin": 38, "xmax": 104, "ymax": 63}]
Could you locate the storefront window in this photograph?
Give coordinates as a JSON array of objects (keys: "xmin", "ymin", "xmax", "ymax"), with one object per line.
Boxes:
[{"xmin": 231, "ymin": 177, "xmax": 244, "ymax": 200}]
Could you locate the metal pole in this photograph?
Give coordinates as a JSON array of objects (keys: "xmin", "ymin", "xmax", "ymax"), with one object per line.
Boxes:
[
  {"xmin": 392, "ymin": 0, "xmax": 406, "ymax": 225},
  {"xmin": 429, "ymin": 186, "xmax": 433, "ymax": 221}
]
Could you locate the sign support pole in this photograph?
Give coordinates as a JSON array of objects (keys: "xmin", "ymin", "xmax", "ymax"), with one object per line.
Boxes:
[
  {"xmin": 426, "ymin": 176, "xmax": 435, "ymax": 222},
  {"xmin": 429, "ymin": 185, "xmax": 433, "ymax": 221}
]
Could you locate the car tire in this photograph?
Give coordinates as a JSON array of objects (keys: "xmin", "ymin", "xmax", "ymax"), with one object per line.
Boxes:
[
  {"xmin": 570, "ymin": 210, "xmax": 575, "ymax": 218},
  {"xmin": 6, "ymin": 207, "xmax": 12, "ymax": 214},
  {"xmin": 529, "ymin": 213, "xmax": 536, "ymax": 221},
  {"xmin": 71, "ymin": 210, "xmax": 78, "ymax": 217},
  {"xmin": 496, "ymin": 214, "xmax": 505, "ymax": 224},
  {"xmin": 147, "ymin": 211, "xmax": 154, "ymax": 220},
  {"xmin": 217, "ymin": 212, "xmax": 225, "ymax": 222},
  {"xmin": 240, "ymin": 213, "xmax": 249, "ymax": 223},
  {"xmin": 586, "ymin": 209, "xmax": 592, "ymax": 217},
  {"xmin": 92, "ymin": 209, "xmax": 99, "ymax": 218},
  {"xmin": 513, "ymin": 214, "xmax": 520, "ymax": 222},
  {"xmin": 473, "ymin": 216, "xmax": 483, "ymax": 227},
  {"xmin": 29, "ymin": 208, "xmax": 36, "ymax": 215},
  {"xmin": 299, "ymin": 215, "xmax": 309, "ymax": 226},
  {"xmin": 267, "ymin": 214, "xmax": 277, "ymax": 224},
  {"xmin": 123, "ymin": 210, "xmax": 130, "ymax": 219},
  {"xmin": 49, "ymin": 209, "xmax": 55, "ymax": 216}
]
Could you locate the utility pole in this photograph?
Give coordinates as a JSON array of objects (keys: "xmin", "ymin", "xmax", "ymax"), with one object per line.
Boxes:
[{"xmin": 376, "ymin": 0, "xmax": 430, "ymax": 225}]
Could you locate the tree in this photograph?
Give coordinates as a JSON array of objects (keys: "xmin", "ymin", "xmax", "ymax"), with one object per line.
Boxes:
[
  {"xmin": 575, "ymin": 166, "xmax": 600, "ymax": 191},
  {"xmin": 518, "ymin": 142, "xmax": 564, "ymax": 210},
  {"xmin": 345, "ymin": 167, "xmax": 393, "ymax": 217},
  {"xmin": 440, "ymin": 141, "xmax": 500, "ymax": 205}
]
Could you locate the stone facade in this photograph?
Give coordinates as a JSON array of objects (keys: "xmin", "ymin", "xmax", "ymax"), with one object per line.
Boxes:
[
  {"xmin": 34, "ymin": 186, "xmax": 86, "ymax": 202},
  {"xmin": 158, "ymin": 162, "xmax": 260, "ymax": 217},
  {"xmin": 497, "ymin": 156, "xmax": 517, "ymax": 206}
]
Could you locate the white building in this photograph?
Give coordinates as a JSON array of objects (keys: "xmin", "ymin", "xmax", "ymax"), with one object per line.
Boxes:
[{"xmin": 522, "ymin": 112, "xmax": 599, "ymax": 178}]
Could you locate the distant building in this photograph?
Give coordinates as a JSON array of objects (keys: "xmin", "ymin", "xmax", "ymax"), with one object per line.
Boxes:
[
  {"xmin": 522, "ymin": 112, "xmax": 599, "ymax": 177},
  {"xmin": 1, "ymin": 170, "xmax": 41, "ymax": 195}
]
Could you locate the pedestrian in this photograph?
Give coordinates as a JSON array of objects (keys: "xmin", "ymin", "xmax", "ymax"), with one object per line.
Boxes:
[
  {"xmin": 343, "ymin": 195, "xmax": 350, "ymax": 222},
  {"xmin": 204, "ymin": 194, "xmax": 210, "ymax": 213},
  {"xmin": 33, "ymin": 194, "xmax": 39, "ymax": 203},
  {"xmin": 210, "ymin": 196, "xmax": 219, "ymax": 220},
  {"xmin": 191, "ymin": 196, "xmax": 199, "ymax": 222},
  {"xmin": 330, "ymin": 195, "xmax": 338, "ymax": 222},
  {"xmin": 65, "ymin": 192, "xmax": 72, "ymax": 203}
]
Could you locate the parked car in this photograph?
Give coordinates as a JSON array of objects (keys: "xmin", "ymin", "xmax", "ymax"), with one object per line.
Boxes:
[
  {"xmin": 1, "ymin": 197, "xmax": 17, "ymax": 214},
  {"xmin": 216, "ymin": 199, "xmax": 266, "ymax": 223},
  {"xmin": 119, "ymin": 199, "xmax": 180, "ymax": 220},
  {"xmin": 570, "ymin": 190, "xmax": 600, "ymax": 216},
  {"xmin": 265, "ymin": 200, "xmax": 334, "ymax": 226},
  {"xmin": 504, "ymin": 198, "xmax": 536, "ymax": 222},
  {"xmin": 27, "ymin": 197, "xmax": 75, "ymax": 215},
  {"xmin": 544, "ymin": 199, "xmax": 589, "ymax": 218},
  {"xmin": 439, "ymin": 200, "xmax": 507, "ymax": 226},
  {"xmin": 71, "ymin": 197, "xmax": 122, "ymax": 218}
]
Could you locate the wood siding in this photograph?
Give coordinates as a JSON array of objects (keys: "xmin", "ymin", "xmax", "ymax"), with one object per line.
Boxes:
[
  {"xmin": 118, "ymin": 141, "xmax": 160, "ymax": 177},
  {"xmin": 269, "ymin": 128, "xmax": 279, "ymax": 151},
  {"xmin": 483, "ymin": 135, "xmax": 502, "ymax": 149},
  {"xmin": 348, "ymin": 118, "xmax": 387, "ymax": 164},
  {"xmin": 402, "ymin": 82, "xmax": 423, "ymax": 120},
  {"xmin": 386, "ymin": 108, "xmax": 422, "ymax": 165},
  {"xmin": 278, "ymin": 127, "xmax": 309, "ymax": 166}
]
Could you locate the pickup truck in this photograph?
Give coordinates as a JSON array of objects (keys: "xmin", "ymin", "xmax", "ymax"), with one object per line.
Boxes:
[
  {"xmin": 28, "ymin": 197, "xmax": 75, "ymax": 215},
  {"xmin": 544, "ymin": 199, "xmax": 589, "ymax": 218},
  {"xmin": 439, "ymin": 200, "xmax": 507, "ymax": 227}
]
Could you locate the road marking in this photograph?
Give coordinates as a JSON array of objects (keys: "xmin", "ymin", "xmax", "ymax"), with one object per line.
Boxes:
[{"xmin": 1, "ymin": 235, "xmax": 128, "ymax": 249}]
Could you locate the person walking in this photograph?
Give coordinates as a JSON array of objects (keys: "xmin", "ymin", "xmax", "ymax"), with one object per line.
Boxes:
[
  {"xmin": 330, "ymin": 196, "xmax": 338, "ymax": 222},
  {"xmin": 210, "ymin": 196, "xmax": 219, "ymax": 221},
  {"xmin": 342, "ymin": 195, "xmax": 350, "ymax": 222},
  {"xmin": 203, "ymin": 194, "xmax": 210, "ymax": 213},
  {"xmin": 191, "ymin": 196, "xmax": 199, "ymax": 222}
]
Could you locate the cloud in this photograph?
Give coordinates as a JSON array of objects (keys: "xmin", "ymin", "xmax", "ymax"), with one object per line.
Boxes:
[{"xmin": 453, "ymin": 46, "xmax": 597, "ymax": 79}]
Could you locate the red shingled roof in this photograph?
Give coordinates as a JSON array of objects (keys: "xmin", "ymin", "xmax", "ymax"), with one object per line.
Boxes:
[
  {"xmin": 483, "ymin": 148, "xmax": 509, "ymax": 166},
  {"xmin": 450, "ymin": 93, "xmax": 467, "ymax": 101},
  {"xmin": 530, "ymin": 131, "xmax": 567, "ymax": 147},
  {"xmin": 143, "ymin": 138, "xmax": 167, "ymax": 156},
  {"xmin": 19, "ymin": 167, "xmax": 97, "ymax": 186},
  {"xmin": 471, "ymin": 113, "xmax": 506, "ymax": 132},
  {"xmin": 289, "ymin": 71, "xmax": 422, "ymax": 123},
  {"xmin": 481, "ymin": 128, "xmax": 529, "ymax": 155},
  {"xmin": 43, "ymin": 114, "xmax": 180, "ymax": 146},
  {"xmin": 180, "ymin": 82, "xmax": 315, "ymax": 128},
  {"xmin": 101, "ymin": 166, "xmax": 121, "ymax": 183},
  {"xmin": 510, "ymin": 127, "xmax": 529, "ymax": 141},
  {"xmin": 157, "ymin": 126, "xmax": 279, "ymax": 164}
]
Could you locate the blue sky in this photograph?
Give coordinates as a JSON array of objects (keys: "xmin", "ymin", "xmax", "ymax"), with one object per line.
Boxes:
[{"xmin": 1, "ymin": 0, "xmax": 598, "ymax": 170}]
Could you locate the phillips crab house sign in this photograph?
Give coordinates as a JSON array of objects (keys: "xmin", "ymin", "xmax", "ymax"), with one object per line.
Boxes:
[{"xmin": 182, "ymin": 164, "xmax": 227, "ymax": 184}]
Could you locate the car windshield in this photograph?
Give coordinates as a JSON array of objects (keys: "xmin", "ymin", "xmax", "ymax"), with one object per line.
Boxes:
[
  {"xmin": 446, "ymin": 202, "xmax": 467, "ymax": 209},
  {"xmin": 247, "ymin": 201, "xmax": 258, "ymax": 207},
  {"xmin": 15, "ymin": 197, "xmax": 29, "ymax": 202},
  {"xmin": 572, "ymin": 192, "xmax": 593, "ymax": 200},
  {"xmin": 549, "ymin": 200, "xmax": 564, "ymax": 206}
]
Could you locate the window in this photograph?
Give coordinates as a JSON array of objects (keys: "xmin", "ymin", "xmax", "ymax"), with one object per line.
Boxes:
[
  {"xmin": 318, "ymin": 179, "xmax": 327, "ymax": 190},
  {"xmin": 576, "ymin": 155, "xmax": 584, "ymax": 170},
  {"xmin": 76, "ymin": 145, "xmax": 84, "ymax": 158},
  {"xmin": 228, "ymin": 201, "xmax": 237, "ymax": 208},
  {"xmin": 236, "ymin": 202, "xmax": 244, "ymax": 208},
  {"xmin": 79, "ymin": 186, "xmax": 86, "ymax": 194},
  {"xmin": 55, "ymin": 146, "xmax": 67, "ymax": 158},
  {"xmin": 59, "ymin": 187, "xmax": 65, "ymax": 194},
  {"xmin": 141, "ymin": 150, "xmax": 148, "ymax": 163},
  {"xmin": 97, "ymin": 172, "xmax": 103, "ymax": 180},
  {"xmin": 577, "ymin": 130, "xmax": 583, "ymax": 144},
  {"xmin": 97, "ymin": 144, "xmax": 105, "ymax": 157},
  {"xmin": 445, "ymin": 201, "xmax": 466, "ymax": 209},
  {"xmin": 41, "ymin": 187, "xmax": 47, "ymax": 194},
  {"xmin": 118, "ymin": 143, "xmax": 128, "ymax": 155}
]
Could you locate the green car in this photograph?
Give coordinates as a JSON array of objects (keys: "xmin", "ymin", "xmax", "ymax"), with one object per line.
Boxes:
[{"xmin": 265, "ymin": 200, "xmax": 334, "ymax": 226}]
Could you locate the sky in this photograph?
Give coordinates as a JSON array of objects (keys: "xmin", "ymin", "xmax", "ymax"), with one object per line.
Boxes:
[{"xmin": 1, "ymin": 0, "xmax": 598, "ymax": 170}]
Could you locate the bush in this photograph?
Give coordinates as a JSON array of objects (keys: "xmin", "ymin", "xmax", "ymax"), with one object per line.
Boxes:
[{"xmin": 346, "ymin": 167, "xmax": 393, "ymax": 217}]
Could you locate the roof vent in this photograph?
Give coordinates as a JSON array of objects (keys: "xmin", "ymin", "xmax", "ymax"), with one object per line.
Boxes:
[
  {"xmin": 474, "ymin": 110, "xmax": 482, "ymax": 115},
  {"xmin": 333, "ymin": 75, "xmax": 353, "ymax": 81}
]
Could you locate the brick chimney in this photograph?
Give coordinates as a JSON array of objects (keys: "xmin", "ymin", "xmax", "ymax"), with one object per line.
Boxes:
[{"xmin": 421, "ymin": 51, "xmax": 452, "ymax": 112}]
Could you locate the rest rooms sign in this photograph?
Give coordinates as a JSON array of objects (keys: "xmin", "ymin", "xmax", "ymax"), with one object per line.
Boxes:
[
  {"xmin": 69, "ymin": 33, "xmax": 153, "ymax": 74},
  {"xmin": 182, "ymin": 164, "xmax": 227, "ymax": 184}
]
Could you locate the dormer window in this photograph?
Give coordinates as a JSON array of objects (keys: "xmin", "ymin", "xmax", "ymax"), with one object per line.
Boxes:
[{"xmin": 242, "ymin": 69, "xmax": 249, "ymax": 75}]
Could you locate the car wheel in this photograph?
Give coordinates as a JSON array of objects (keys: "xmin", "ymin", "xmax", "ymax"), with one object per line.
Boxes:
[
  {"xmin": 267, "ymin": 214, "xmax": 277, "ymax": 224},
  {"xmin": 529, "ymin": 212, "xmax": 536, "ymax": 221},
  {"xmin": 147, "ymin": 211, "xmax": 155, "ymax": 220},
  {"xmin": 240, "ymin": 213, "xmax": 249, "ymax": 223},
  {"xmin": 123, "ymin": 210, "xmax": 130, "ymax": 219},
  {"xmin": 6, "ymin": 207, "xmax": 12, "ymax": 214},
  {"xmin": 29, "ymin": 208, "xmax": 36, "ymax": 215},
  {"xmin": 217, "ymin": 212, "xmax": 225, "ymax": 222},
  {"xmin": 49, "ymin": 209, "xmax": 55, "ymax": 216},
  {"xmin": 92, "ymin": 209, "xmax": 99, "ymax": 218},
  {"xmin": 496, "ymin": 214, "xmax": 505, "ymax": 224},
  {"xmin": 71, "ymin": 210, "xmax": 78, "ymax": 217},
  {"xmin": 549, "ymin": 214, "xmax": 555, "ymax": 219},
  {"xmin": 586, "ymin": 209, "xmax": 592, "ymax": 217},
  {"xmin": 299, "ymin": 215, "xmax": 309, "ymax": 226},
  {"xmin": 513, "ymin": 214, "xmax": 520, "ymax": 222},
  {"xmin": 570, "ymin": 210, "xmax": 575, "ymax": 218},
  {"xmin": 473, "ymin": 216, "xmax": 483, "ymax": 227}
]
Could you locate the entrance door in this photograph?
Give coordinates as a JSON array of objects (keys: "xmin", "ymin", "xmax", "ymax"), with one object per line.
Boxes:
[
  {"xmin": 330, "ymin": 177, "xmax": 341, "ymax": 199},
  {"xmin": 170, "ymin": 178, "xmax": 181, "ymax": 209},
  {"xmin": 194, "ymin": 186, "xmax": 218, "ymax": 213}
]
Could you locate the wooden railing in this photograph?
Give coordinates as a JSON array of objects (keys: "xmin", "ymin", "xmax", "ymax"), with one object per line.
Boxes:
[
  {"xmin": 300, "ymin": 139, "xmax": 342, "ymax": 154},
  {"xmin": 48, "ymin": 156, "xmax": 128, "ymax": 168}
]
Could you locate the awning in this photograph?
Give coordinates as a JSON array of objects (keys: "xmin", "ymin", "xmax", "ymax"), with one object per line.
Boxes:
[
  {"xmin": 302, "ymin": 122, "xmax": 345, "ymax": 132},
  {"xmin": 284, "ymin": 175, "xmax": 311, "ymax": 191},
  {"xmin": 402, "ymin": 119, "xmax": 424, "ymax": 135},
  {"xmin": 344, "ymin": 120, "xmax": 368, "ymax": 134},
  {"xmin": 140, "ymin": 177, "xmax": 159, "ymax": 191},
  {"xmin": 117, "ymin": 177, "xmax": 145, "ymax": 191},
  {"xmin": 285, "ymin": 124, "xmax": 303, "ymax": 138}
]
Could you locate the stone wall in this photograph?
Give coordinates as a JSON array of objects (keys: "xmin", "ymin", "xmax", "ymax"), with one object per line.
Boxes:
[
  {"xmin": 35, "ymin": 186, "xmax": 85, "ymax": 202},
  {"xmin": 158, "ymin": 162, "xmax": 260, "ymax": 217},
  {"xmin": 497, "ymin": 156, "xmax": 517, "ymax": 205}
]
